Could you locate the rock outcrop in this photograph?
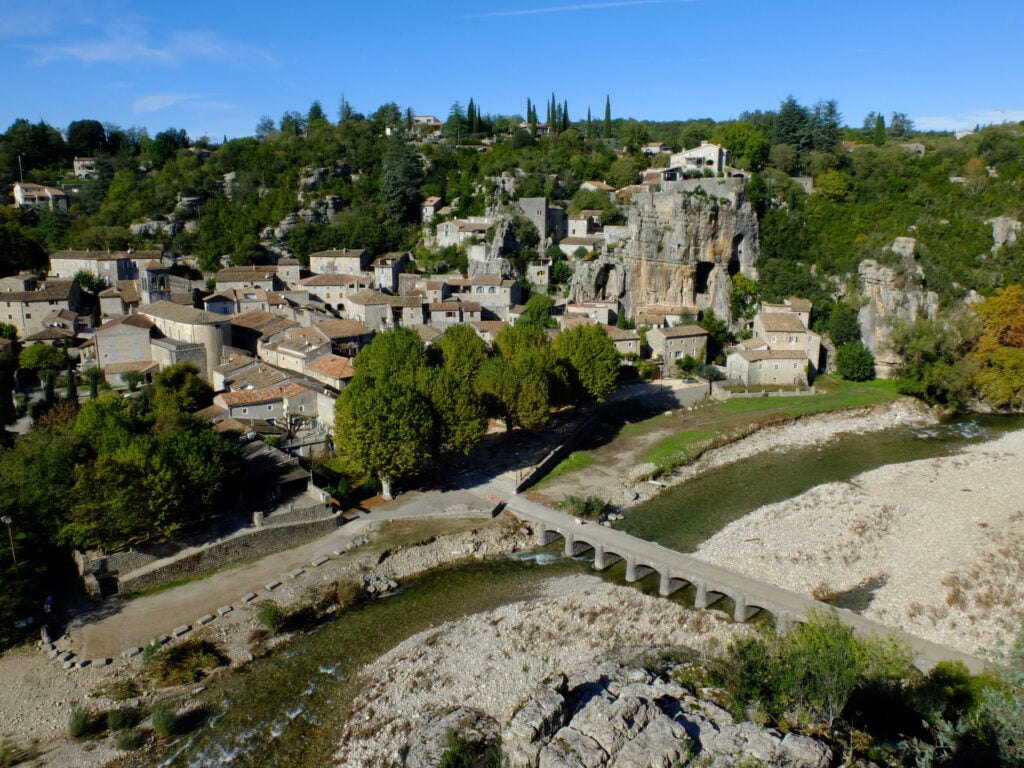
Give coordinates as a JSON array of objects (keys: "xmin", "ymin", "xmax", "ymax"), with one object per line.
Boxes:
[
  {"xmin": 403, "ymin": 660, "xmax": 832, "ymax": 768},
  {"xmin": 568, "ymin": 177, "xmax": 759, "ymax": 324},
  {"xmin": 987, "ymin": 216, "xmax": 1021, "ymax": 252},
  {"xmin": 857, "ymin": 238, "xmax": 939, "ymax": 377}
]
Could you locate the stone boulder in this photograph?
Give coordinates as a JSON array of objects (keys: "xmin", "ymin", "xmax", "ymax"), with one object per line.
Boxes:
[{"xmin": 403, "ymin": 707, "xmax": 500, "ymax": 768}]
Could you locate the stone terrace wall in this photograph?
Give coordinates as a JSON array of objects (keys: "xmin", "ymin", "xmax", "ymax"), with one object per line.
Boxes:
[{"xmin": 116, "ymin": 515, "xmax": 341, "ymax": 595}]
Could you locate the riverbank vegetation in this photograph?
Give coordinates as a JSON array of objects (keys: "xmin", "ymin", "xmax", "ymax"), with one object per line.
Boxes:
[
  {"xmin": 674, "ymin": 613, "xmax": 1024, "ymax": 767},
  {"xmin": 0, "ymin": 363, "xmax": 242, "ymax": 649}
]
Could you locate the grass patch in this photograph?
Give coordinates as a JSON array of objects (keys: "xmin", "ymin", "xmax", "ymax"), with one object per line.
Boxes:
[
  {"xmin": 93, "ymin": 677, "xmax": 141, "ymax": 701},
  {"xmin": 644, "ymin": 428, "xmax": 719, "ymax": 464},
  {"xmin": 534, "ymin": 450, "xmax": 594, "ymax": 485},
  {"xmin": 145, "ymin": 639, "xmax": 228, "ymax": 687}
]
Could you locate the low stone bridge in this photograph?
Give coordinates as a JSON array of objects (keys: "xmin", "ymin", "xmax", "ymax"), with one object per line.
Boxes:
[{"xmin": 505, "ymin": 496, "xmax": 986, "ymax": 674}]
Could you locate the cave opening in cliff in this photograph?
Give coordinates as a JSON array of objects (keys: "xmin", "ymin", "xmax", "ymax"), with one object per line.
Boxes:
[
  {"xmin": 730, "ymin": 234, "xmax": 747, "ymax": 273},
  {"xmin": 694, "ymin": 262, "xmax": 714, "ymax": 294},
  {"xmin": 727, "ymin": 256, "xmax": 740, "ymax": 277}
]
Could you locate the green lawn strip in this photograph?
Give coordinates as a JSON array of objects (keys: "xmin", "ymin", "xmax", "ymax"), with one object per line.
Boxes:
[
  {"xmin": 643, "ymin": 428, "xmax": 720, "ymax": 464},
  {"xmin": 533, "ymin": 450, "xmax": 595, "ymax": 486}
]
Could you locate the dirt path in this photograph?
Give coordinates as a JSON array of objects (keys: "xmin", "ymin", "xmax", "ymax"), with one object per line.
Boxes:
[{"xmin": 70, "ymin": 490, "xmax": 492, "ymax": 659}]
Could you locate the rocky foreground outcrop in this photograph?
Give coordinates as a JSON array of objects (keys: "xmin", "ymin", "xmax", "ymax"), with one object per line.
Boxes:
[{"xmin": 402, "ymin": 660, "xmax": 832, "ymax": 768}]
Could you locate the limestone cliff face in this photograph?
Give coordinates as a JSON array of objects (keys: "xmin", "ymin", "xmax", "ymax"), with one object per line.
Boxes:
[
  {"xmin": 569, "ymin": 177, "xmax": 759, "ymax": 323},
  {"xmin": 857, "ymin": 239, "xmax": 939, "ymax": 377}
]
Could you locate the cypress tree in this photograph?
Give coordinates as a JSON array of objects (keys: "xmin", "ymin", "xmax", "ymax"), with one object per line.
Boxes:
[
  {"xmin": 603, "ymin": 95, "xmax": 612, "ymax": 138},
  {"xmin": 873, "ymin": 114, "xmax": 887, "ymax": 146},
  {"xmin": 562, "ymin": 100, "xmax": 569, "ymax": 133},
  {"xmin": 587, "ymin": 107, "xmax": 592, "ymax": 138}
]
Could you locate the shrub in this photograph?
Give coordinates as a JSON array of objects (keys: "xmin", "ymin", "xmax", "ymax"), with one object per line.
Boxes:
[
  {"xmin": 95, "ymin": 677, "xmax": 141, "ymax": 701},
  {"xmin": 69, "ymin": 707, "xmax": 104, "ymax": 739},
  {"xmin": 438, "ymin": 731, "xmax": 503, "ymax": 768},
  {"xmin": 145, "ymin": 639, "xmax": 228, "ymax": 687},
  {"xmin": 561, "ymin": 494, "xmax": 606, "ymax": 520},
  {"xmin": 150, "ymin": 703, "xmax": 177, "ymax": 739},
  {"xmin": 106, "ymin": 706, "xmax": 142, "ymax": 731},
  {"xmin": 256, "ymin": 602, "xmax": 285, "ymax": 633},
  {"xmin": 836, "ymin": 342, "xmax": 876, "ymax": 381},
  {"xmin": 113, "ymin": 728, "xmax": 147, "ymax": 751}
]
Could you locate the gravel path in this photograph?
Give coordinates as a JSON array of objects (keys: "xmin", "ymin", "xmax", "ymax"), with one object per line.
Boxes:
[{"xmin": 695, "ymin": 428, "xmax": 1024, "ymax": 657}]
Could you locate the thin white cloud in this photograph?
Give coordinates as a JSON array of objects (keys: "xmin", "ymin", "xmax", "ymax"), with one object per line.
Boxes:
[
  {"xmin": 133, "ymin": 93, "xmax": 200, "ymax": 113},
  {"xmin": 23, "ymin": 17, "xmax": 275, "ymax": 68},
  {"xmin": 465, "ymin": 0, "xmax": 694, "ymax": 19},
  {"xmin": 915, "ymin": 109, "xmax": 1024, "ymax": 132}
]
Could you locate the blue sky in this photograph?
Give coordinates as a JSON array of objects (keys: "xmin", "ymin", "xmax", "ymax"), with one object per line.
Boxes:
[{"xmin": 2, "ymin": 0, "xmax": 1022, "ymax": 141}]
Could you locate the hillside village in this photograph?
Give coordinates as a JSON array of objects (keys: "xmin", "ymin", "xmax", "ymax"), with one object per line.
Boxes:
[{"xmin": 1, "ymin": 135, "xmax": 831, "ymax": 466}]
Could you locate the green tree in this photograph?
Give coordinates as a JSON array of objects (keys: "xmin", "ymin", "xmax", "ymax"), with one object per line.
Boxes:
[
  {"xmin": 0, "ymin": 323, "xmax": 17, "ymax": 341},
  {"xmin": 72, "ymin": 269, "xmax": 103, "ymax": 294},
  {"xmin": 519, "ymin": 293, "xmax": 555, "ymax": 328},
  {"xmin": 729, "ymin": 273, "xmax": 760, "ymax": 321},
  {"xmin": 835, "ymin": 342, "xmax": 876, "ymax": 381},
  {"xmin": 334, "ymin": 375, "xmax": 433, "ymax": 499},
  {"xmin": 434, "ymin": 323, "xmax": 490, "ymax": 381},
  {"xmin": 475, "ymin": 356, "xmax": 549, "ymax": 433},
  {"xmin": 606, "ymin": 156, "xmax": 641, "ymax": 188},
  {"xmin": 603, "ymin": 95, "xmax": 612, "ymax": 139},
  {"xmin": 18, "ymin": 344, "xmax": 65, "ymax": 377},
  {"xmin": 417, "ymin": 367, "xmax": 486, "ymax": 457},
  {"xmin": 553, "ymin": 324, "xmax": 620, "ymax": 403},
  {"xmin": 826, "ymin": 303, "xmax": 862, "ymax": 347},
  {"xmin": 152, "ymin": 363, "xmax": 213, "ymax": 414},
  {"xmin": 698, "ymin": 310, "xmax": 730, "ymax": 364},
  {"xmin": 380, "ymin": 133, "xmax": 424, "ymax": 224},
  {"xmin": 353, "ymin": 326, "xmax": 426, "ymax": 380},
  {"xmin": 873, "ymin": 114, "xmax": 887, "ymax": 146}
]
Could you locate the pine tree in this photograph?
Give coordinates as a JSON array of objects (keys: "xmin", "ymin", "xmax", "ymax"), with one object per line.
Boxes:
[
  {"xmin": 873, "ymin": 114, "xmax": 887, "ymax": 146},
  {"xmin": 603, "ymin": 95, "xmax": 612, "ymax": 138}
]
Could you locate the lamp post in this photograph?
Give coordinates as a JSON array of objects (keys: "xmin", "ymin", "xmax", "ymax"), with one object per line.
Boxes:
[{"xmin": 1, "ymin": 516, "xmax": 15, "ymax": 565}]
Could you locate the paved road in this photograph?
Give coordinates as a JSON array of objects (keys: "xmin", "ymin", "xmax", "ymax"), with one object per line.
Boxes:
[{"xmin": 506, "ymin": 495, "xmax": 988, "ymax": 673}]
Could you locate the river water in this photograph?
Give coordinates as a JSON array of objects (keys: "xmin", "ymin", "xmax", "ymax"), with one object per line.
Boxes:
[{"xmin": 140, "ymin": 413, "xmax": 1024, "ymax": 767}]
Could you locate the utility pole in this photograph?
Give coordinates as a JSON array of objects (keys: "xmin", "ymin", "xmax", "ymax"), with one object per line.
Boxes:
[{"xmin": 2, "ymin": 516, "xmax": 15, "ymax": 565}]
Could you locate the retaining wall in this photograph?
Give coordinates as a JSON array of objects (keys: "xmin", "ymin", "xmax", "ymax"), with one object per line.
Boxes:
[{"xmin": 116, "ymin": 515, "xmax": 341, "ymax": 595}]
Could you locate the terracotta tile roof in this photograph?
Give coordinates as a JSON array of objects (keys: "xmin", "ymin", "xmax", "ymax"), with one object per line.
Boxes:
[
  {"xmin": 308, "ymin": 248, "xmax": 367, "ymax": 261},
  {"xmin": 307, "ymin": 354, "xmax": 355, "ymax": 380},
  {"xmin": 2, "ymin": 281, "xmax": 75, "ymax": 303},
  {"xmin": 217, "ymin": 382, "xmax": 306, "ymax": 406},
  {"xmin": 215, "ymin": 265, "xmax": 277, "ymax": 280},
  {"xmin": 215, "ymin": 355, "xmax": 256, "ymax": 375},
  {"xmin": 23, "ymin": 326, "xmax": 76, "ymax": 341},
  {"xmin": 410, "ymin": 323, "xmax": 441, "ymax": 342}
]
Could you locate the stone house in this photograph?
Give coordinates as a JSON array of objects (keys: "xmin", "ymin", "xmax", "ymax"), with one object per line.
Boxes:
[
  {"xmin": 73, "ymin": 157, "xmax": 98, "ymax": 179},
  {"xmin": 308, "ymin": 248, "xmax": 372, "ymax": 276},
  {"xmin": 760, "ymin": 297, "xmax": 812, "ymax": 330},
  {"xmin": 427, "ymin": 300, "xmax": 481, "ymax": 326},
  {"xmin": 98, "ymin": 281, "xmax": 141, "ymax": 319},
  {"xmin": 371, "ymin": 252, "xmax": 410, "ymax": 293},
  {"xmin": 214, "ymin": 382, "xmax": 319, "ymax": 424},
  {"xmin": 340, "ymin": 289, "xmax": 392, "ymax": 330},
  {"xmin": 448, "ymin": 275, "xmax": 523, "ymax": 321},
  {"xmin": 13, "ymin": 182, "xmax": 68, "ymax": 212},
  {"xmin": 299, "ymin": 273, "xmax": 374, "ymax": 308},
  {"xmin": 421, "ymin": 196, "xmax": 443, "ymax": 223},
  {"xmin": 312, "ymin": 319, "xmax": 373, "ymax": 358},
  {"xmin": 642, "ymin": 142, "xmax": 672, "ymax": 156},
  {"xmin": 647, "ymin": 325, "xmax": 709, "ymax": 365},
  {"xmin": 469, "ymin": 320, "xmax": 507, "ymax": 344},
  {"xmin": 306, "ymin": 354, "xmax": 355, "ymax": 391},
  {"xmin": 580, "ymin": 180, "xmax": 615, "ymax": 194},
  {"xmin": 204, "ymin": 287, "xmax": 272, "ymax": 316},
  {"xmin": 726, "ymin": 349, "xmax": 810, "ymax": 386},
  {"xmin": 229, "ymin": 310, "xmax": 298, "ymax": 354},
  {"xmin": 519, "ymin": 197, "xmax": 567, "ymax": 241},
  {"xmin": 258, "ymin": 326, "xmax": 332, "ymax": 374},
  {"xmin": 751, "ymin": 312, "xmax": 821, "ymax": 375},
  {"xmin": 602, "ymin": 325, "xmax": 641, "ymax": 357},
  {"xmin": 435, "ymin": 219, "xmax": 492, "ymax": 249},
  {"xmin": 558, "ymin": 235, "xmax": 604, "ymax": 258},
  {"xmin": 564, "ymin": 302, "xmax": 616, "ymax": 325},
  {"xmin": 85, "ymin": 315, "xmax": 156, "ymax": 371},
  {"xmin": 49, "ymin": 249, "xmax": 137, "ymax": 284},
  {"xmin": 669, "ymin": 142, "xmax": 730, "ymax": 175},
  {"xmin": 150, "ymin": 337, "xmax": 207, "ymax": 376},
  {"xmin": 139, "ymin": 301, "xmax": 230, "ymax": 383},
  {"xmin": 1, "ymin": 278, "xmax": 83, "ymax": 339},
  {"xmin": 214, "ymin": 265, "xmax": 278, "ymax": 292}
]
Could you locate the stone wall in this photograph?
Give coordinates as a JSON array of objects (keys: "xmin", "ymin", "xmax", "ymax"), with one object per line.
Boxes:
[
  {"xmin": 259, "ymin": 502, "xmax": 334, "ymax": 527},
  {"xmin": 116, "ymin": 515, "xmax": 341, "ymax": 595}
]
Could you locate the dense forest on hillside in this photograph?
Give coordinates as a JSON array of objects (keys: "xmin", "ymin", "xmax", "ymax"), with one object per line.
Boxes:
[{"xmin": 2, "ymin": 98, "xmax": 1022, "ymax": 299}]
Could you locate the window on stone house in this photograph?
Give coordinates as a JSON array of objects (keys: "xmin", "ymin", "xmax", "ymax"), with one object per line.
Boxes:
[
  {"xmin": 242, "ymin": 407, "xmax": 248, "ymax": 414},
  {"xmin": 771, "ymin": 336, "xmax": 777, "ymax": 343}
]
